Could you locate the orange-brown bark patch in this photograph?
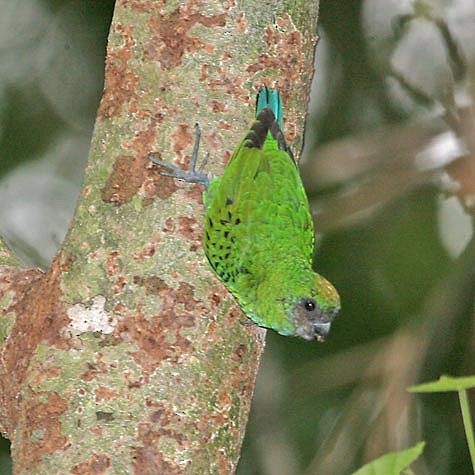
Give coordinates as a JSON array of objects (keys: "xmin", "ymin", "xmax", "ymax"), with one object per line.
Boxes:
[
  {"xmin": 0, "ymin": 267, "xmax": 42, "ymax": 433},
  {"xmin": 95, "ymin": 386, "xmax": 121, "ymax": 403},
  {"xmin": 248, "ymin": 14, "xmax": 307, "ymax": 97},
  {"xmin": 223, "ymin": 0, "xmax": 237, "ymax": 8},
  {"xmin": 121, "ymin": 0, "xmax": 164, "ymax": 13},
  {"xmin": 195, "ymin": 405, "xmax": 231, "ymax": 446},
  {"xmin": 218, "ymin": 119, "xmax": 232, "ymax": 130},
  {"xmin": 211, "ymin": 100, "xmax": 226, "ymax": 113},
  {"xmin": 173, "ymin": 282, "xmax": 198, "ymax": 311},
  {"xmin": 81, "ymin": 355, "xmax": 110, "ymax": 382},
  {"xmin": 206, "ymin": 131, "xmax": 222, "ymax": 151},
  {"xmin": 82, "ymin": 186, "xmax": 92, "ymax": 198},
  {"xmin": 186, "ymin": 182, "xmax": 205, "ymax": 205},
  {"xmin": 113, "ymin": 275, "xmax": 127, "ymax": 295},
  {"xmin": 285, "ymin": 119, "xmax": 297, "ymax": 143},
  {"xmin": 145, "ymin": 166, "xmax": 179, "ymax": 203},
  {"xmin": 199, "ymin": 64, "xmax": 209, "ymax": 81},
  {"xmin": 106, "ymin": 251, "xmax": 120, "ymax": 277},
  {"xmin": 133, "ymin": 404, "xmax": 191, "ymax": 475},
  {"xmin": 133, "ymin": 238, "xmax": 160, "ymax": 262},
  {"xmin": 1, "ymin": 257, "xmax": 70, "ymax": 437},
  {"xmin": 232, "ymin": 343, "xmax": 247, "ymax": 361},
  {"xmin": 236, "ymin": 11, "xmax": 248, "ymax": 33},
  {"xmin": 0, "ymin": 267, "xmax": 43, "ymax": 313},
  {"xmin": 142, "ymin": 405, "xmax": 186, "ymax": 446},
  {"xmin": 171, "ymin": 124, "xmax": 193, "ymax": 160},
  {"xmin": 209, "ymin": 292, "xmax": 221, "ymax": 307},
  {"xmin": 221, "ymin": 51, "xmax": 232, "ymax": 62},
  {"xmin": 208, "ymin": 69, "xmax": 247, "ymax": 100},
  {"xmin": 101, "ymin": 155, "xmax": 145, "ymax": 205},
  {"xmin": 133, "ymin": 275, "xmax": 168, "ymax": 294},
  {"xmin": 218, "ymin": 448, "xmax": 229, "ymax": 473},
  {"xmin": 89, "ymin": 426, "xmax": 104, "ymax": 437},
  {"xmin": 32, "ymin": 364, "xmax": 62, "ymax": 387},
  {"xmin": 117, "ymin": 282, "xmax": 206, "ymax": 371},
  {"xmin": 122, "ymin": 304, "xmax": 194, "ymax": 371},
  {"xmin": 98, "ymin": 17, "xmax": 168, "ymax": 205},
  {"xmin": 124, "ymin": 119, "xmax": 162, "ymax": 159},
  {"xmin": 162, "ymin": 217, "xmax": 175, "ymax": 233},
  {"xmin": 182, "ymin": 219, "xmax": 202, "ymax": 249},
  {"xmin": 102, "ymin": 111, "xmax": 164, "ymax": 205},
  {"xmin": 177, "ymin": 216, "xmax": 201, "ymax": 242},
  {"xmin": 98, "ymin": 24, "xmax": 139, "ymax": 120},
  {"xmin": 71, "ymin": 453, "xmax": 112, "ymax": 474},
  {"xmin": 226, "ymin": 307, "xmax": 242, "ymax": 326},
  {"xmin": 133, "ymin": 444, "xmax": 183, "ymax": 475},
  {"xmin": 146, "ymin": 4, "xmax": 226, "ymax": 69},
  {"xmin": 15, "ymin": 391, "xmax": 68, "ymax": 471},
  {"xmin": 217, "ymin": 389, "xmax": 232, "ymax": 406}
]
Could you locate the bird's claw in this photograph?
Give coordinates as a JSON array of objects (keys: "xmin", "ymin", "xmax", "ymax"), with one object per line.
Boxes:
[{"xmin": 149, "ymin": 123, "xmax": 210, "ymax": 187}]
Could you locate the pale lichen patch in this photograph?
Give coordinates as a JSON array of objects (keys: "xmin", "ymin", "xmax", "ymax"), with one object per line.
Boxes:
[
  {"xmin": 66, "ymin": 296, "xmax": 117, "ymax": 336},
  {"xmin": 0, "ymin": 311, "xmax": 15, "ymax": 344},
  {"xmin": 0, "ymin": 289, "xmax": 15, "ymax": 311}
]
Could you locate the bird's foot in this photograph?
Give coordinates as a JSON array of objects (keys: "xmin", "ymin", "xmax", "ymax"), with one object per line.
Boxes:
[
  {"xmin": 149, "ymin": 123, "xmax": 211, "ymax": 187},
  {"xmin": 239, "ymin": 318, "xmax": 258, "ymax": 327}
]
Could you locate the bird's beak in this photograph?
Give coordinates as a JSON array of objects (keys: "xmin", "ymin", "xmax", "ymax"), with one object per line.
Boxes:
[{"xmin": 313, "ymin": 321, "xmax": 332, "ymax": 342}]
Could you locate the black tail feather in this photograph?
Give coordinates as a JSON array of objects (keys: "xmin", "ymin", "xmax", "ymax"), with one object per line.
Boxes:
[{"xmin": 243, "ymin": 108, "xmax": 294, "ymax": 162}]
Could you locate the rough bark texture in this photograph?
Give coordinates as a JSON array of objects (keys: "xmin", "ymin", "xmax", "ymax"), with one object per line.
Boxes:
[
  {"xmin": 0, "ymin": 239, "xmax": 22, "ymax": 268},
  {"xmin": 0, "ymin": 1, "xmax": 319, "ymax": 473}
]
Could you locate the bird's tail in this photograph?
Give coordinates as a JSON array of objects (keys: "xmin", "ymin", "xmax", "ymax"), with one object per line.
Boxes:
[{"xmin": 256, "ymin": 87, "xmax": 283, "ymax": 129}]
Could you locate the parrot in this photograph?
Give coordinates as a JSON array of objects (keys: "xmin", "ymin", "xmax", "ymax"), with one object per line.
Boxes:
[{"xmin": 150, "ymin": 87, "xmax": 340, "ymax": 341}]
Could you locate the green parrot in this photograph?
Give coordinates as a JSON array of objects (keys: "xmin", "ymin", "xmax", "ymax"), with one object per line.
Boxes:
[{"xmin": 150, "ymin": 88, "xmax": 340, "ymax": 341}]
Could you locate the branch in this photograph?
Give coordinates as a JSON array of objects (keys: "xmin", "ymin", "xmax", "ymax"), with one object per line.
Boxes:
[{"xmin": 1, "ymin": 1, "xmax": 319, "ymax": 473}]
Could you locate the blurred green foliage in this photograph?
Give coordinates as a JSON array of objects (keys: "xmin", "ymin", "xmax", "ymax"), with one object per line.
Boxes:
[
  {"xmin": 0, "ymin": 1, "xmax": 474, "ymax": 474},
  {"xmin": 0, "ymin": 1, "xmax": 114, "ymax": 176}
]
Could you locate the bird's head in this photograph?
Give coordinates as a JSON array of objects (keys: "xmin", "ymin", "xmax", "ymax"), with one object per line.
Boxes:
[{"xmin": 291, "ymin": 274, "xmax": 340, "ymax": 341}]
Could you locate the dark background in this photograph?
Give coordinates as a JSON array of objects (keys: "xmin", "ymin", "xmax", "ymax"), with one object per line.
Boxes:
[{"xmin": 1, "ymin": 1, "xmax": 474, "ymax": 474}]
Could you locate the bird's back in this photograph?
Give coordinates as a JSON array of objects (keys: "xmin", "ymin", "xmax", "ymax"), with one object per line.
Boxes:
[{"xmin": 203, "ymin": 94, "xmax": 314, "ymax": 292}]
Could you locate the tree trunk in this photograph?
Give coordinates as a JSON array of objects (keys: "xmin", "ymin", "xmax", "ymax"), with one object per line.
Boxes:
[{"xmin": 0, "ymin": 1, "xmax": 319, "ymax": 473}]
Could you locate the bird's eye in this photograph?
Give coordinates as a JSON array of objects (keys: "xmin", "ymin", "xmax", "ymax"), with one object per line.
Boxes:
[{"xmin": 304, "ymin": 299, "xmax": 316, "ymax": 312}]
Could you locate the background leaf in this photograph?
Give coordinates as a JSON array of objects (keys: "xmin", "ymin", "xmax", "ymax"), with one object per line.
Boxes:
[
  {"xmin": 409, "ymin": 375, "xmax": 475, "ymax": 393},
  {"xmin": 352, "ymin": 442, "xmax": 425, "ymax": 475}
]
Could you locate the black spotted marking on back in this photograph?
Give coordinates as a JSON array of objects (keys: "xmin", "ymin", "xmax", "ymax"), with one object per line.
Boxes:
[
  {"xmin": 204, "ymin": 218, "xmax": 249, "ymax": 286},
  {"xmin": 225, "ymin": 197, "xmax": 233, "ymax": 205},
  {"xmin": 210, "ymin": 256, "xmax": 249, "ymax": 285},
  {"xmin": 244, "ymin": 107, "xmax": 295, "ymax": 163},
  {"xmin": 218, "ymin": 271, "xmax": 229, "ymax": 282}
]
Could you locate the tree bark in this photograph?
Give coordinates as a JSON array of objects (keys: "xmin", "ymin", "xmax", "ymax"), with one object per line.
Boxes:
[{"xmin": 0, "ymin": 1, "xmax": 319, "ymax": 473}]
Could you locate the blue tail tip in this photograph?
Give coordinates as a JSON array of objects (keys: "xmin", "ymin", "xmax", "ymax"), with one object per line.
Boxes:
[{"xmin": 256, "ymin": 87, "xmax": 283, "ymax": 128}]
